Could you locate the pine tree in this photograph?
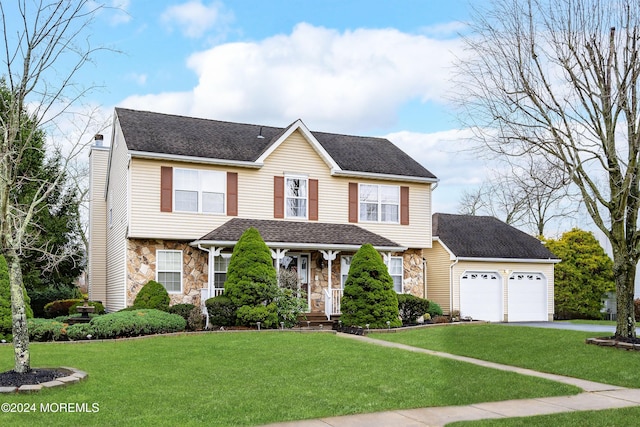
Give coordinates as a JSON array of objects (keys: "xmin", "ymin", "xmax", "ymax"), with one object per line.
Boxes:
[{"xmin": 340, "ymin": 244, "xmax": 401, "ymax": 328}]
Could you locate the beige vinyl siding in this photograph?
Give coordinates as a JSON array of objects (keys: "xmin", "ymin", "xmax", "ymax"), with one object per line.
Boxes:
[
  {"xmin": 104, "ymin": 122, "xmax": 129, "ymax": 311},
  {"xmin": 424, "ymin": 240, "xmax": 453, "ymax": 314},
  {"xmin": 87, "ymin": 146, "xmax": 109, "ymax": 302},
  {"xmin": 128, "ymin": 129, "xmax": 432, "ymax": 247},
  {"xmin": 451, "ymin": 260, "xmax": 555, "ymax": 320}
]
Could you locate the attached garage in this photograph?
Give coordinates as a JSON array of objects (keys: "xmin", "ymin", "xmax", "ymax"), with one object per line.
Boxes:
[
  {"xmin": 460, "ymin": 271, "xmax": 502, "ymax": 322},
  {"xmin": 508, "ymin": 272, "xmax": 548, "ymax": 322},
  {"xmin": 426, "ymin": 213, "xmax": 560, "ymax": 323}
]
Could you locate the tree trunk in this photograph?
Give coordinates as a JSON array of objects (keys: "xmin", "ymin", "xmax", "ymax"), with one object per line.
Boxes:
[
  {"xmin": 8, "ymin": 254, "xmax": 30, "ymax": 373},
  {"xmin": 613, "ymin": 254, "xmax": 637, "ymax": 339}
]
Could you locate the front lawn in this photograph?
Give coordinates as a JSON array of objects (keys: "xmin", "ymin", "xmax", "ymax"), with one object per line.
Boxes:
[
  {"xmin": 0, "ymin": 331, "xmax": 577, "ymax": 426},
  {"xmin": 370, "ymin": 323, "xmax": 640, "ymax": 387}
]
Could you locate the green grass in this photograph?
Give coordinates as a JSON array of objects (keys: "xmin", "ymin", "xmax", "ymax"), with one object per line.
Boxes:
[
  {"xmin": 0, "ymin": 331, "xmax": 577, "ymax": 426},
  {"xmin": 371, "ymin": 324, "xmax": 640, "ymax": 387},
  {"xmin": 372, "ymin": 324, "xmax": 640, "ymax": 427}
]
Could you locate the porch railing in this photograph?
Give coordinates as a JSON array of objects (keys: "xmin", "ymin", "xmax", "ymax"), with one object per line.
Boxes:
[{"xmin": 324, "ymin": 288, "xmax": 344, "ymax": 320}]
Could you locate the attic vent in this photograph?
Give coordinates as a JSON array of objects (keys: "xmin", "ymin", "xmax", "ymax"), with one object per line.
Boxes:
[{"xmin": 257, "ymin": 127, "xmax": 265, "ymax": 139}]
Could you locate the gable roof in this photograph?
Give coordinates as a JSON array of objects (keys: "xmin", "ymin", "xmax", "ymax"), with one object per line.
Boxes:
[
  {"xmin": 432, "ymin": 213, "xmax": 558, "ymax": 260},
  {"xmin": 115, "ymin": 108, "xmax": 437, "ymax": 180},
  {"xmin": 192, "ymin": 218, "xmax": 405, "ymax": 252}
]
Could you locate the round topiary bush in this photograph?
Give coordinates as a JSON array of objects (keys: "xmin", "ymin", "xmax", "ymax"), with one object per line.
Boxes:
[
  {"xmin": 205, "ymin": 295, "xmax": 237, "ymax": 327},
  {"xmin": 133, "ymin": 280, "xmax": 170, "ymax": 311},
  {"xmin": 340, "ymin": 244, "xmax": 401, "ymax": 329}
]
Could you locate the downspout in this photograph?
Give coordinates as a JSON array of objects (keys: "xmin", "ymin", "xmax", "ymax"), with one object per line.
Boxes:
[
  {"xmin": 197, "ymin": 244, "xmax": 211, "ymax": 329},
  {"xmin": 449, "ymin": 258, "xmax": 459, "ymax": 316},
  {"xmin": 422, "ymin": 258, "xmax": 427, "ymax": 299}
]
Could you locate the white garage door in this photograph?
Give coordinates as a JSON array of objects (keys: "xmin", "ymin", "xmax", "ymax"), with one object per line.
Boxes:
[
  {"xmin": 508, "ymin": 273, "xmax": 547, "ymax": 322},
  {"xmin": 460, "ymin": 271, "xmax": 502, "ymax": 322}
]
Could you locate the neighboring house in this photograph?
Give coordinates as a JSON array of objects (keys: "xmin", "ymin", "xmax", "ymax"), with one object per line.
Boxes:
[
  {"xmin": 424, "ymin": 213, "xmax": 560, "ymax": 322},
  {"xmin": 88, "ymin": 108, "xmax": 558, "ymax": 322}
]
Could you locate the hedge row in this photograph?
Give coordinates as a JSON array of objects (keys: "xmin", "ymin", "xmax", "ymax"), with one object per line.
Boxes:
[{"xmin": 25, "ymin": 309, "xmax": 186, "ymax": 341}]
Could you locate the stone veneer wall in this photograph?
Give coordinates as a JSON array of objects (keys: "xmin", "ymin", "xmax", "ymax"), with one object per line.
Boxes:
[
  {"xmin": 127, "ymin": 239, "xmax": 209, "ymax": 307},
  {"xmin": 402, "ymin": 248, "xmax": 426, "ymax": 297}
]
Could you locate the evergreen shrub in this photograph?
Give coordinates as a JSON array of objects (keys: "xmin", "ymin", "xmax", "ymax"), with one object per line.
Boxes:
[
  {"xmin": 236, "ymin": 304, "xmax": 278, "ymax": 328},
  {"xmin": 168, "ymin": 303, "xmax": 204, "ymax": 331},
  {"xmin": 28, "ymin": 286, "xmax": 82, "ymax": 318},
  {"xmin": 27, "ymin": 318, "xmax": 66, "ymax": 341},
  {"xmin": 397, "ymin": 294, "xmax": 430, "ymax": 325},
  {"xmin": 340, "ymin": 244, "xmax": 401, "ymax": 328},
  {"xmin": 66, "ymin": 323, "xmax": 94, "ymax": 340},
  {"xmin": 44, "ymin": 299, "xmax": 83, "ymax": 318},
  {"xmin": 89, "ymin": 309, "xmax": 185, "ymax": 339},
  {"xmin": 426, "ymin": 300, "xmax": 443, "ymax": 318},
  {"xmin": 205, "ymin": 295, "xmax": 236, "ymax": 327},
  {"xmin": 133, "ymin": 280, "xmax": 170, "ymax": 311}
]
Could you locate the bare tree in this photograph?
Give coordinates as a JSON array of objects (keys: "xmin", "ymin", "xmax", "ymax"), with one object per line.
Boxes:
[
  {"xmin": 455, "ymin": 0, "xmax": 640, "ymax": 338},
  {"xmin": 459, "ymin": 155, "xmax": 579, "ymax": 236},
  {"xmin": 0, "ymin": 1, "xmax": 103, "ymax": 373}
]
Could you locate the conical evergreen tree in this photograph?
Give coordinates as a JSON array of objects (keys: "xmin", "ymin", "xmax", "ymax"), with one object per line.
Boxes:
[{"xmin": 340, "ymin": 244, "xmax": 401, "ymax": 328}]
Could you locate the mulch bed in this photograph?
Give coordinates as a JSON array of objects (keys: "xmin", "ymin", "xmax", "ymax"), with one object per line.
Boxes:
[{"xmin": 0, "ymin": 368, "xmax": 69, "ymax": 387}]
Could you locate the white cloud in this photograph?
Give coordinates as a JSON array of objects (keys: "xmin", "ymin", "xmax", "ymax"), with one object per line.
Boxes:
[
  {"xmin": 126, "ymin": 72, "xmax": 147, "ymax": 85},
  {"xmin": 120, "ymin": 23, "xmax": 466, "ymax": 133},
  {"xmin": 385, "ymin": 128, "xmax": 488, "ymax": 213},
  {"xmin": 160, "ymin": 0, "xmax": 232, "ymax": 39}
]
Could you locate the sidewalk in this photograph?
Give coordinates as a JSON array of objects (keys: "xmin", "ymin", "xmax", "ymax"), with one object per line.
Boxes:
[{"xmin": 263, "ymin": 333, "xmax": 640, "ymax": 427}]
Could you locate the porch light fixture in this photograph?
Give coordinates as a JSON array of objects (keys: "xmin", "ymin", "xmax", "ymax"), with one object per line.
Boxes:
[{"xmin": 316, "ymin": 256, "xmax": 325, "ymax": 269}]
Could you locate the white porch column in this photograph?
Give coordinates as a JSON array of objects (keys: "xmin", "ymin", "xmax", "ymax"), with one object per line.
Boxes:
[
  {"xmin": 270, "ymin": 248, "xmax": 289, "ymax": 286},
  {"xmin": 320, "ymin": 250, "xmax": 339, "ymax": 292},
  {"xmin": 208, "ymin": 247, "xmax": 223, "ymax": 297}
]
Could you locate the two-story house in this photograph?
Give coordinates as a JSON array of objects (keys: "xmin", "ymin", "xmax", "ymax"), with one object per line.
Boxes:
[{"xmin": 88, "ymin": 108, "xmax": 558, "ymax": 322}]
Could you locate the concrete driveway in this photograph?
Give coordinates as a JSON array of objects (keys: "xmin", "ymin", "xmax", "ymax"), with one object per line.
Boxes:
[{"xmin": 501, "ymin": 321, "xmax": 633, "ymax": 333}]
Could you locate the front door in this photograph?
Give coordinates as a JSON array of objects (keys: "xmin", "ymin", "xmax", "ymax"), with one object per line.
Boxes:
[{"xmin": 278, "ymin": 253, "xmax": 310, "ymax": 310}]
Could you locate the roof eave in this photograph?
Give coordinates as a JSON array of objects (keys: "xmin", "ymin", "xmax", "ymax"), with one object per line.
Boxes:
[
  {"xmin": 190, "ymin": 240, "xmax": 406, "ymax": 252},
  {"xmin": 455, "ymin": 256, "xmax": 561, "ymax": 264},
  {"xmin": 332, "ymin": 169, "xmax": 439, "ymax": 184},
  {"xmin": 129, "ymin": 150, "xmax": 263, "ymax": 168}
]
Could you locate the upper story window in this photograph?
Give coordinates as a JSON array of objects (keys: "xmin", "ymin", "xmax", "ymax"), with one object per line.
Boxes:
[
  {"xmin": 285, "ymin": 176, "xmax": 308, "ymax": 218},
  {"xmin": 359, "ymin": 184, "xmax": 399, "ymax": 223},
  {"xmin": 174, "ymin": 168, "xmax": 225, "ymax": 214}
]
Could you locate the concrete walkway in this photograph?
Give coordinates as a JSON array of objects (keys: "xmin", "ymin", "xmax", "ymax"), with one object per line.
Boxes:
[{"xmin": 263, "ymin": 333, "xmax": 640, "ymax": 427}]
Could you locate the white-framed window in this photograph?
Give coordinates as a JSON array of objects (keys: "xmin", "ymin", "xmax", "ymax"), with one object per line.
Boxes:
[
  {"xmin": 388, "ymin": 256, "xmax": 403, "ymax": 293},
  {"xmin": 156, "ymin": 250, "xmax": 182, "ymax": 293},
  {"xmin": 213, "ymin": 254, "xmax": 231, "ymax": 289},
  {"xmin": 359, "ymin": 184, "xmax": 399, "ymax": 223},
  {"xmin": 174, "ymin": 168, "xmax": 225, "ymax": 214},
  {"xmin": 340, "ymin": 256, "xmax": 352, "ymax": 288},
  {"xmin": 285, "ymin": 175, "xmax": 308, "ymax": 218}
]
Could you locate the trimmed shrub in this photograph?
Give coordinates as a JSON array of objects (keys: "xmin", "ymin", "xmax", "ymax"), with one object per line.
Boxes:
[
  {"xmin": 236, "ymin": 304, "xmax": 278, "ymax": 328},
  {"xmin": 397, "ymin": 294, "xmax": 430, "ymax": 325},
  {"xmin": 168, "ymin": 303, "xmax": 204, "ymax": 331},
  {"xmin": 44, "ymin": 299, "xmax": 83, "ymax": 318},
  {"xmin": 133, "ymin": 280, "xmax": 170, "ymax": 311},
  {"xmin": 205, "ymin": 295, "xmax": 236, "ymax": 327},
  {"xmin": 28, "ymin": 318, "xmax": 66, "ymax": 341},
  {"xmin": 0, "ymin": 255, "xmax": 34, "ymax": 340},
  {"xmin": 340, "ymin": 244, "xmax": 401, "ymax": 328},
  {"xmin": 224, "ymin": 227, "xmax": 278, "ymax": 308},
  {"xmin": 28, "ymin": 285, "xmax": 82, "ymax": 318},
  {"xmin": 426, "ymin": 300, "xmax": 443, "ymax": 318},
  {"xmin": 69, "ymin": 300, "xmax": 105, "ymax": 315},
  {"xmin": 67, "ymin": 323, "xmax": 94, "ymax": 340},
  {"xmin": 89, "ymin": 309, "xmax": 186, "ymax": 339},
  {"xmin": 635, "ymin": 298, "xmax": 640, "ymax": 321}
]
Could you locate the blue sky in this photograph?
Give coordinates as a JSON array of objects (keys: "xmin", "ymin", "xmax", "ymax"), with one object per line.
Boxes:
[{"xmin": 2, "ymin": 1, "xmax": 522, "ymax": 219}]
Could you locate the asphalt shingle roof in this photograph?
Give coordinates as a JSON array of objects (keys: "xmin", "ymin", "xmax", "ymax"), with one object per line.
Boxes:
[
  {"xmin": 432, "ymin": 213, "xmax": 558, "ymax": 260},
  {"xmin": 197, "ymin": 218, "xmax": 403, "ymax": 249},
  {"xmin": 115, "ymin": 108, "xmax": 436, "ymax": 179}
]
